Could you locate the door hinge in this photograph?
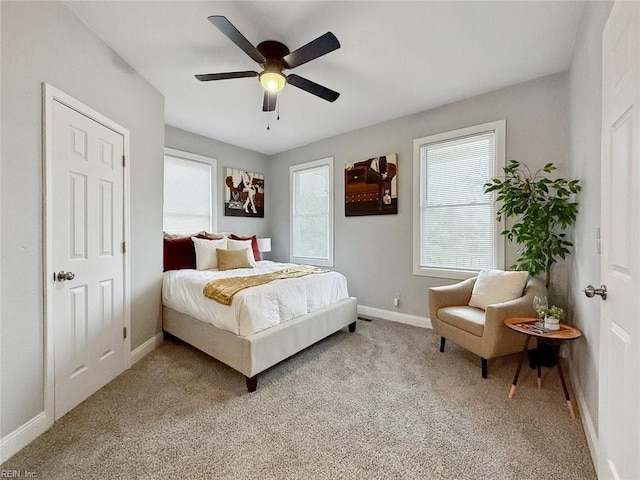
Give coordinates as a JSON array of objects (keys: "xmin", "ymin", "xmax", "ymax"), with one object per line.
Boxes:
[
  {"xmin": 122, "ymin": 155, "xmax": 126, "ymax": 167},
  {"xmin": 123, "ymin": 327, "xmax": 127, "ymax": 339},
  {"xmin": 122, "ymin": 241, "xmax": 126, "ymax": 253}
]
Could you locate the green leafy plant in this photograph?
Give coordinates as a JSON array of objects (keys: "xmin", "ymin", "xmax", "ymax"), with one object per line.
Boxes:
[
  {"xmin": 542, "ymin": 305, "xmax": 565, "ymax": 321},
  {"xmin": 484, "ymin": 160, "xmax": 581, "ymax": 287}
]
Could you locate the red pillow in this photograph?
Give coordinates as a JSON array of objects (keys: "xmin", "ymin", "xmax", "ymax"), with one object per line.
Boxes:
[
  {"xmin": 163, "ymin": 236, "xmax": 196, "ymax": 271},
  {"xmin": 228, "ymin": 234, "xmax": 261, "ymax": 261}
]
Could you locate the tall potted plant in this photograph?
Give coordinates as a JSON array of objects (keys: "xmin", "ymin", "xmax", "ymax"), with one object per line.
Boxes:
[{"xmin": 483, "ymin": 160, "xmax": 581, "ymax": 287}]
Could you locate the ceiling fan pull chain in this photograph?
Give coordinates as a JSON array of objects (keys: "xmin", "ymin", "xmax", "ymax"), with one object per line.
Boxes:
[
  {"xmin": 277, "ymin": 99, "xmax": 280, "ymax": 121},
  {"xmin": 266, "ymin": 93, "xmax": 271, "ymax": 130}
]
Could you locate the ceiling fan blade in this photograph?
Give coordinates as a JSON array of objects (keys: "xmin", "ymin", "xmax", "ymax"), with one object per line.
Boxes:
[
  {"xmin": 195, "ymin": 71, "xmax": 258, "ymax": 81},
  {"xmin": 262, "ymin": 91, "xmax": 277, "ymax": 112},
  {"xmin": 287, "ymin": 74, "xmax": 340, "ymax": 102},
  {"xmin": 208, "ymin": 15, "xmax": 266, "ymax": 64},
  {"xmin": 283, "ymin": 32, "xmax": 340, "ymax": 69}
]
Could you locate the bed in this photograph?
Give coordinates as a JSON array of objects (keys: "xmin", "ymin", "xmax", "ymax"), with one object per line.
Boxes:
[{"xmin": 161, "ymin": 234, "xmax": 357, "ymax": 391}]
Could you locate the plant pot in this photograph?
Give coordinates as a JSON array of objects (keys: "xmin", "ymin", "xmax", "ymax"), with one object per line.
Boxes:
[{"xmin": 544, "ymin": 316, "xmax": 560, "ymax": 330}]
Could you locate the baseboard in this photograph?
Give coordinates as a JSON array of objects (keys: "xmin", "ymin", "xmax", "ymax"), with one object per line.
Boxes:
[
  {"xmin": 130, "ymin": 331, "xmax": 164, "ymax": 365},
  {"xmin": 569, "ymin": 357, "xmax": 598, "ymax": 472},
  {"xmin": 0, "ymin": 411, "xmax": 50, "ymax": 463},
  {"xmin": 357, "ymin": 305, "xmax": 431, "ymax": 329}
]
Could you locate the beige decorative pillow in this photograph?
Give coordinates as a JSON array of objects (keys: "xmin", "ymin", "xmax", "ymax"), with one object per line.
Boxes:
[
  {"xmin": 226, "ymin": 238, "xmax": 257, "ymax": 266},
  {"xmin": 468, "ymin": 269, "xmax": 529, "ymax": 310},
  {"xmin": 216, "ymin": 248, "xmax": 254, "ymax": 271},
  {"xmin": 163, "ymin": 231, "xmax": 193, "ymax": 239},
  {"xmin": 198, "ymin": 232, "xmax": 225, "ymax": 240},
  {"xmin": 164, "ymin": 231, "xmax": 225, "ymax": 240},
  {"xmin": 192, "ymin": 237, "xmax": 227, "ymax": 270}
]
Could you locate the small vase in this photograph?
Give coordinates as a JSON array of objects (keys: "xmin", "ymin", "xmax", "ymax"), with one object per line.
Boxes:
[{"xmin": 544, "ymin": 316, "xmax": 560, "ymax": 331}]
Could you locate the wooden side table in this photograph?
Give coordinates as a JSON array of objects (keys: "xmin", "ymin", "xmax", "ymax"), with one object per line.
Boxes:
[{"xmin": 504, "ymin": 317, "xmax": 582, "ymax": 419}]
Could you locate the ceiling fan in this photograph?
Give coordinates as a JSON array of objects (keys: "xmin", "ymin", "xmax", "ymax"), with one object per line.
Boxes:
[{"xmin": 196, "ymin": 16, "xmax": 341, "ymax": 112}]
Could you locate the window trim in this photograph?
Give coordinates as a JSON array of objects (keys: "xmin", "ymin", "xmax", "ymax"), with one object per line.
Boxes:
[
  {"xmin": 289, "ymin": 156, "xmax": 334, "ymax": 267},
  {"xmin": 163, "ymin": 147, "xmax": 218, "ymax": 234},
  {"xmin": 412, "ymin": 120, "xmax": 506, "ymax": 279}
]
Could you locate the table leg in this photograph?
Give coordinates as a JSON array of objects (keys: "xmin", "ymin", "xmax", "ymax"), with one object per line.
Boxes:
[
  {"xmin": 553, "ymin": 344, "xmax": 575, "ymax": 419},
  {"xmin": 537, "ymin": 337, "xmax": 542, "ymax": 389},
  {"xmin": 509, "ymin": 335, "xmax": 531, "ymax": 399}
]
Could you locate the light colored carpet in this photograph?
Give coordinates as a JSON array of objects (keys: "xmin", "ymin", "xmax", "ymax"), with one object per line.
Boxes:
[{"xmin": 3, "ymin": 319, "xmax": 595, "ymax": 479}]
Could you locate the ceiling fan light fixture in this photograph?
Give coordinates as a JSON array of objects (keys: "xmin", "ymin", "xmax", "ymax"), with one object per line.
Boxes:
[{"xmin": 259, "ymin": 71, "xmax": 286, "ymax": 93}]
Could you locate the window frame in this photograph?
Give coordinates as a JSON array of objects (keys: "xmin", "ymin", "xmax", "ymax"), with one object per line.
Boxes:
[
  {"xmin": 412, "ymin": 120, "xmax": 506, "ymax": 279},
  {"xmin": 163, "ymin": 147, "xmax": 218, "ymax": 234},
  {"xmin": 289, "ymin": 156, "xmax": 335, "ymax": 267}
]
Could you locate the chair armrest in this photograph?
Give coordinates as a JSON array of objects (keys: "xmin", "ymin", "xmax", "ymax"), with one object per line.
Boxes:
[
  {"xmin": 428, "ymin": 277, "xmax": 476, "ymax": 320},
  {"xmin": 484, "ymin": 277, "xmax": 548, "ymax": 331}
]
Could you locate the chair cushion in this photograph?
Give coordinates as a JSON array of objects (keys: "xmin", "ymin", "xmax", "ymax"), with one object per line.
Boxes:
[
  {"xmin": 468, "ymin": 269, "xmax": 529, "ymax": 310},
  {"xmin": 438, "ymin": 306, "xmax": 486, "ymax": 337}
]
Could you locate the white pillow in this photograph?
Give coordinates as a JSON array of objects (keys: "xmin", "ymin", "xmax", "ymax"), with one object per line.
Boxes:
[
  {"xmin": 468, "ymin": 269, "xmax": 529, "ymax": 310},
  {"xmin": 226, "ymin": 238, "xmax": 256, "ymax": 266},
  {"xmin": 191, "ymin": 237, "xmax": 227, "ymax": 270}
]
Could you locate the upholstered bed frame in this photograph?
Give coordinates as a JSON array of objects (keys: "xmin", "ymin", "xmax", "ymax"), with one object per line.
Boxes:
[{"xmin": 163, "ymin": 296, "xmax": 358, "ymax": 392}]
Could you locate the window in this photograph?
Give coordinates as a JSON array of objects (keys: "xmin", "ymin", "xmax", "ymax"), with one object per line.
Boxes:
[
  {"xmin": 413, "ymin": 120, "xmax": 505, "ymax": 279},
  {"xmin": 163, "ymin": 148, "xmax": 217, "ymax": 234},
  {"xmin": 290, "ymin": 157, "xmax": 334, "ymax": 267}
]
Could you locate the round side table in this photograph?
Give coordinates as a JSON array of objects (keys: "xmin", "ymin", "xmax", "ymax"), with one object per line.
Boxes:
[{"xmin": 504, "ymin": 317, "xmax": 582, "ymax": 419}]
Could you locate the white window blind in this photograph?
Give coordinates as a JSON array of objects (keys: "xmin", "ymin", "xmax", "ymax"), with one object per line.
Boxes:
[
  {"xmin": 290, "ymin": 157, "xmax": 334, "ymax": 267},
  {"xmin": 163, "ymin": 153, "xmax": 213, "ymax": 234},
  {"xmin": 413, "ymin": 120, "xmax": 505, "ymax": 278}
]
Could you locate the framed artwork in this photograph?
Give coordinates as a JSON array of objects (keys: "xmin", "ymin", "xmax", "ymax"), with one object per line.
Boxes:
[
  {"xmin": 224, "ymin": 168, "xmax": 265, "ymax": 217},
  {"xmin": 345, "ymin": 153, "xmax": 397, "ymax": 216}
]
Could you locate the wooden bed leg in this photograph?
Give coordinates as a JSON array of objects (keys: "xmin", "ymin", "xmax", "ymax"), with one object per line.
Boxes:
[
  {"xmin": 245, "ymin": 375, "xmax": 258, "ymax": 392},
  {"xmin": 348, "ymin": 321, "xmax": 356, "ymax": 333}
]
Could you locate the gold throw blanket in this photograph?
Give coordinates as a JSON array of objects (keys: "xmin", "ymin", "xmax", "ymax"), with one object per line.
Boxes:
[{"xmin": 203, "ymin": 265, "xmax": 329, "ymax": 305}]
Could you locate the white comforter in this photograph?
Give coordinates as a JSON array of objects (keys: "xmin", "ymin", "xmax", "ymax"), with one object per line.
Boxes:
[{"xmin": 162, "ymin": 261, "xmax": 349, "ymax": 336}]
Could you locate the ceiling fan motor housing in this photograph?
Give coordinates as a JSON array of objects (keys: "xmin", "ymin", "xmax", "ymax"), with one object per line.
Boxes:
[{"xmin": 257, "ymin": 40, "xmax": 290, "ymax": 71}]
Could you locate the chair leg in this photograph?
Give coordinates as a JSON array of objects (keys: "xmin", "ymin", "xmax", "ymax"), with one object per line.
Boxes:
[
  {"xmin": 440, "ymin": 337, "xmax": 446, "ymax": 352},
  {"xmin": 481, "ymin": 358, "xmax": 488, "ymax": 379}
]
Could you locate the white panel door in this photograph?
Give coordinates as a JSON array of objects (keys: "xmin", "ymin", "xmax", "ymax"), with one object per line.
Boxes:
[
  {"xmin": 600, "ymin": 2, "xmax": 640, "ymax": 478},
  {"xmin": 52, "ymin": 99, "xmax": 126, "ymax": 419}
]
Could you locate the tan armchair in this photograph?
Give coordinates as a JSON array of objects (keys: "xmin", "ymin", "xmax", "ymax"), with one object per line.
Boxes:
[{"xmin": 428, "ymin": 276, "xmax": 547, "ymax": 378}]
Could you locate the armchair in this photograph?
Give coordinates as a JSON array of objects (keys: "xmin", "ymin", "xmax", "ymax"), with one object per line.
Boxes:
[{"xmin": 428, "ymin": 275, "xmax": 547, "ymax": 378}]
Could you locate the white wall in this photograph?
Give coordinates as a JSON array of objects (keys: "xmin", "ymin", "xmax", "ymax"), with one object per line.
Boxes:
[
  {"xmin": 267, "ymin": 73, "xmax": 569, "ymax": 317},
  {"xmin": 568, "ymin": 0, "xmax": 614, "ymax": 452},
  {"xmin": 164, "ymin": 126, "xmax": 269, "ymax": 239},
  {"xmin": 1, "ymin": 1, "xmax": 164, "ymax": 439}
]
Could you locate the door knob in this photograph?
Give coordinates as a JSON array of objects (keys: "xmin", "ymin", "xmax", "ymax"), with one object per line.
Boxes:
[
  {"xmin": 584, "ymin": 284, "xmax": 607, "ymax": 300},
  {"xmin": 56, "ymin": 271, "xmax": 75, "ymax": 282}
]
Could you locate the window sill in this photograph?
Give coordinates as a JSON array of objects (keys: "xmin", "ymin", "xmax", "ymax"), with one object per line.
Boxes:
[
  {"xmin": 291, "ymin": 256, "xmax": 334, "ymax": 268},
  {"xmin": 413, "ymin": 266, "xmax": 480, "ymax": 280}
]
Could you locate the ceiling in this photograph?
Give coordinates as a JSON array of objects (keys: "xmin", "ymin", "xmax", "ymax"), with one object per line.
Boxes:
[{"xmin": 65, "ymin": 1, "xmax": 585, "ymax": 156}]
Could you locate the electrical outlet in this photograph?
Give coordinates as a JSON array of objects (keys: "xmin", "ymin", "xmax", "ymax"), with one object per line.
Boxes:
[{"xmin": 393, "ymin": 295, "xmax": 400, "ymax": 307}]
